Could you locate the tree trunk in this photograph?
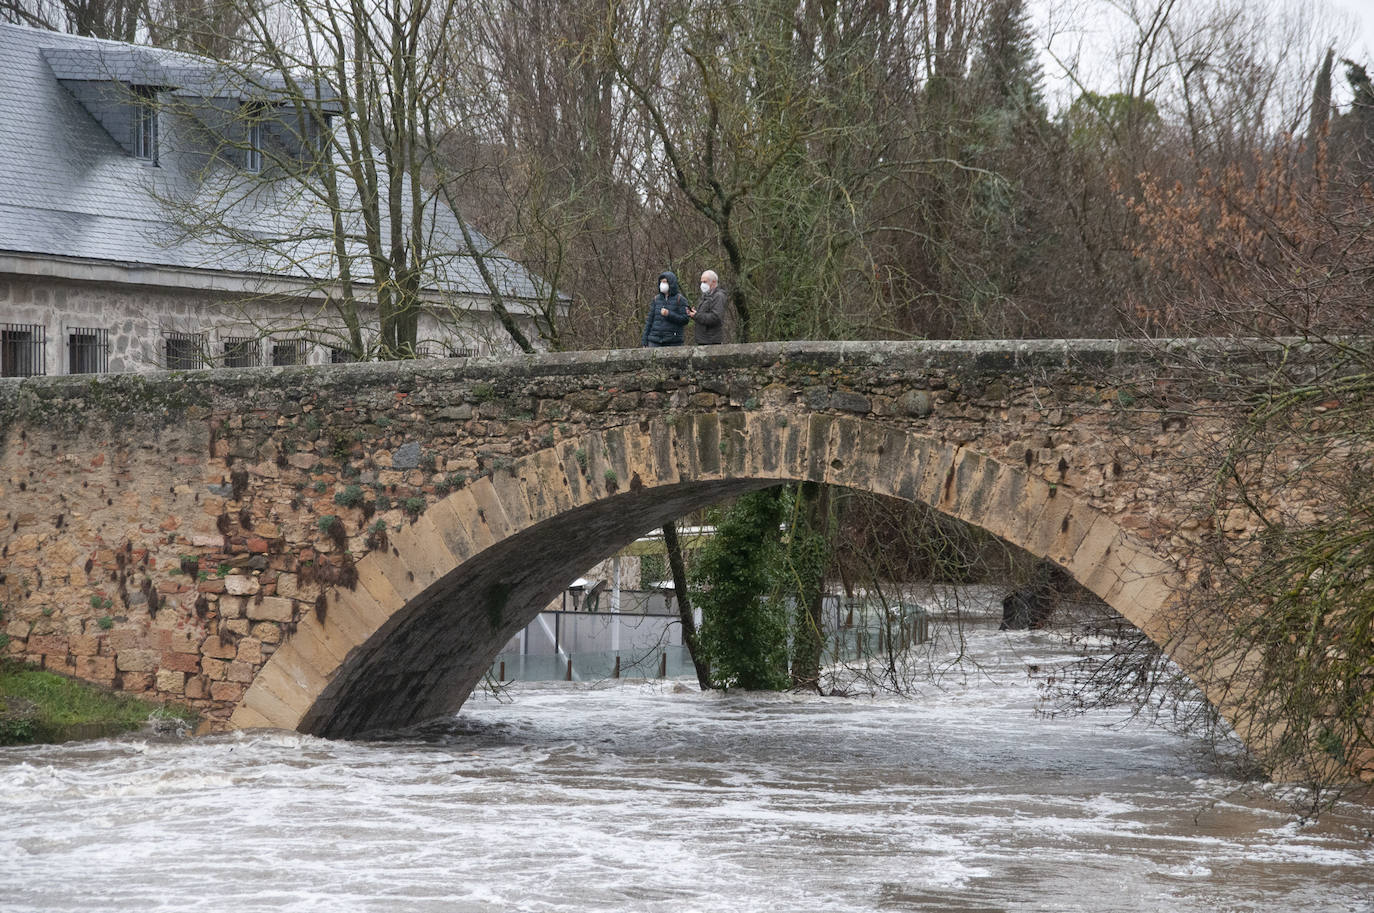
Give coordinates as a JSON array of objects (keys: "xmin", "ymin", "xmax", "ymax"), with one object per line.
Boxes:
[
  {"xmin": 789, "ymin": 482, "xmax": 830, "ymax": 691},
  {"xmin": 663, "ymin": 520, "xmax": 711, "ymax": 690}
]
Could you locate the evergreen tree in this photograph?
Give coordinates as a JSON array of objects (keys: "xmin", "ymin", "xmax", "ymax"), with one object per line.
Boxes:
[
  {"xmin": 692, "ymin": 488, "xmax": 792, "ymax": 691},
  {"xmin": 968, "ymin": 0, "xmax": 1044, "ymax": 117}
]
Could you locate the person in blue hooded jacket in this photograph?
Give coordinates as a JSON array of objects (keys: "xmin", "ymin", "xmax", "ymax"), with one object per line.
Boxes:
[{"xmin": 641, "ymin": 270, "xmax": 691, "ymax": 347}]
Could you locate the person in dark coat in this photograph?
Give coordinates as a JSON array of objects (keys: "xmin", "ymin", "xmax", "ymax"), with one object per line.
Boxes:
[
  {"xmin": 641, "ymin": 270, "xmax": 690, "ymax": 347},
  {"xmin": 689, "ymin": 269, "xmax": 727, "ymax": 345}
]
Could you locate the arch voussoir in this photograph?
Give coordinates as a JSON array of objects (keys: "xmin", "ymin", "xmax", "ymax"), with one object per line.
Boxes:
[
  {"xmin": 352, "ymin": 550, "xmax": 407, "ymax": 613},
  {"xmin": 236, "ymin": 658, "xmax": 316, "ymax": 730},
  {"xmin": 518, "ymin": 447, "xmax": 579, "ymax": 519},
  {"xmin": 940, "ymin": 448, "xmax": 998, "ymax": 523},
  {"xmin": 386, "ymin": 512, "xmax": 459, "ymax": 594},
  {"xmin": 645, "ymin": 418, "xmax": 683, "ymax": 488},
  {"xmin": 487, "ymin": 462, "xmax": 538, "ymax": 526},
  {"xmin": 553, "ymin": 438, "xmax": 593, "ymax": 506},
  {"xmin": 868, "ymin": 427, "xmax": 920, "ymax": 501},
  {"xmin": 681, "ymin": 412, "xmax": 724, "ymax": 481},
  {"xmin": 467, "ymin": 476, "xmax": 520, "ymax": 542},
  {"xmin": 1033, "ymin": 501, "xmax": 1097, "ymax": 567},
  {"xmin": 422, "ymin": 494, "xmax": 480, "ymax": 563},
  {"xmin": 914, "ymin": 439, "xmax": 960, "ymax": 508},
  {"xmin": 823, "ymin": 417, "xmax": 885, "ymax": 491},
  {"xmin": 313, "ymin": 585, "xmax": 392, "ymax": 657},
  {"xmin": 802, "ymin": 413, "xmax": 834, "ymax": 484},
  {"xmin": 444, "ymin": 487, "xmax": 499, "ymax": 553}
]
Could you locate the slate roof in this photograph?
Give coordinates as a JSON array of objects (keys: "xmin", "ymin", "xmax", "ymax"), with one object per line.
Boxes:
[{"xmin": 0, "ymin": 23, "xmax": 560, "ymax": 304}]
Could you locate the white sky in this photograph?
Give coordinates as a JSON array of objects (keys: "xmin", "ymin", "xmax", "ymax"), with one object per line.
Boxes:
[
  {"xmin": 1032, "ymin": 0, "xmax": 1374, "ymax": 114},
  {"xmin": 1330, "ymin": 0, "xmax": 1374, "ymax": 63}
]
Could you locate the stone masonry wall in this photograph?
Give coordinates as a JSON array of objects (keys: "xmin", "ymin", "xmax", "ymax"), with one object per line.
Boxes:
[
  {"xmin": 0, "ymin": 341, "xmax": 1240, "ymax": 727},
  {"xmin": 0, "ymin": 271, "xmax": 525, "ymax": 375}
]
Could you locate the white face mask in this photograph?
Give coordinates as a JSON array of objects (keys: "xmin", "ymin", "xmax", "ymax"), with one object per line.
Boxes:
[
  {"xmin": 659, "ymin": 281, "xmax": 669, "ymax": 294},
  {"xmin": 700, "ymin": 282, "xmax": 711, "ymax": 294}
]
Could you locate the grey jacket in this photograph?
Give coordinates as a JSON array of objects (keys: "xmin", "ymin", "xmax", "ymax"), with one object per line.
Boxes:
[{"xmin": 693, "ymin": 286, "xmax": 727, "ymax": 345}]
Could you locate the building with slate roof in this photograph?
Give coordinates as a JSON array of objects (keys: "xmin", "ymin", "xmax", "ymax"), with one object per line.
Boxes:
[{"xmin": 0, "ymin": 23, "xmax": 559, "ymax": 375}]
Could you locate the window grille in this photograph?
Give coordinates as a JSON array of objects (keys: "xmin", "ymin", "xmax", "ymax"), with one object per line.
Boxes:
[
  {"xmin": 271, "ymin": 339, "xmax": 306, "ymax": 366},
  {"xmin": 132, "ymin": 86, "xmax": 158, "ymax": 163},
  {"xmin": 244, "ymin": 103, "xmax": 264, "ymax": 173},
  {"xmin": 223, "ymin": 337, "xmax": 260, "ymax": 368},
  {"xmin": 329, "ymin": 346, "xmax": 357, "ymax": 364},
  {"xmin": 67, "ymin": 327, "xmax": 109, "ymax": 374},
  {"xmin": 164, "ymin": 332, "xmax": 205, "ymax": 370},
  {"xmin": 1, "ymin": 323, "xmax": 45, "ymax": 377}
]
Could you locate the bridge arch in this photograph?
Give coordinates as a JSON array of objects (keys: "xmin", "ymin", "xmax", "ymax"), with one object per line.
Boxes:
[{"xmin": 233, "ymin": 410, "xmax": 1180, "ymax": 739}]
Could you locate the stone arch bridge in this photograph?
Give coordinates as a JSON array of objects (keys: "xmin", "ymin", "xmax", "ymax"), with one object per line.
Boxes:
[{"xmin": 0, "ymin": 341, "xmax": 1249, "ymax": 743}]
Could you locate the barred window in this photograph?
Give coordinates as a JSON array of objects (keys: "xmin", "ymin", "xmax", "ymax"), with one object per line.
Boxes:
[
  {"xmin": 1, "ymin": 323, "xmax": 45, "ymax": 377},
  {"xmin": 329, "ymin": 346, "xmax": 357, "ymax": 364},
  {"xmin": 164, "ymin": 332, "xmax": 205, "ymax": 370},
  {"xmin": 132, "ymin": 86, "xmax": 158, "ymax": 164},
  {"xmin": 223, "ymin": 337, "xmax": 260, "ymax": 368},
  {"xmin": 67, "ymin": 327, "xmax": 108, "ymax": 374},
  {"xmin": 272, "ymin": 339, "xmax": 306, "ymax": 366},
  {"xmin": 244, "ymin": 103, "xmax": 264, "ymax": 173}
]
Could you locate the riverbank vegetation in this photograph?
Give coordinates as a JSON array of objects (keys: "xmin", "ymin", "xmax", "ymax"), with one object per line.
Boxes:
[{"xmin": 0, "ymin": 659, "xmax": 199, "ymax": 746}]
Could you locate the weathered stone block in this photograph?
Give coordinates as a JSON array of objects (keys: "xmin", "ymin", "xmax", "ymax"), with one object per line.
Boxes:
[
  {"xmin": 202, "ymin": 635, "xmax": 237, "ymax": 659},
  {"xmin": 69, "ymin": 634, "xmax": 100, "ymax": 657},
  {"xmin": 115, "ymin": 649, "xmax": 160, "ymax": 673},
  {"xmin": 74, "ymin": 655, "xmax": 116, "ymax": 683},
  {"xmin": 235, "ymin": 638, "xmax": 263, "ymax": 665},
  {"xmin": 392, "ymin": 441, "xmax": 421, "ymax": 469},
  {"xmin": 107, "ymin": 628, "xmax": 146, "ymax": 652},
  {"xmin": 155, "ymin": 669, "xmax": 185, "ymax": 693},
  {"xmin": 120, "ymin": 672, "xmax": 154, "ymax": 693},
  {"xmin": 209, "ymin": 681, "xmax": 245, "ymax": 702},
  {"xmin": 160, "ymin": 651, "xmax": 200, "ymax": 673},
  {"xmin": 276, "ymin": 573, "xmax": 299, "ymax": 598},
  {"xmin": 224, "ymin": 575, "xmax": 260, "ymax": 596},
  {"xmin": 29, "ymin": 635, "xmax": 68, "ymax": 657},
  {"xmin": 899, "ymin": 390, "xmax": 934, "ymax": 418},
  {"xmin": 184, "ymin": 675, "xmax": 208, "ymax": 700},
  {"xmin": 167, "ymin": 630, "xmax": 204, "ymax": 653},
  {"xmin": 247, "ymin": 596, "xmax": 294, "ymax": 622},
  {"xmin": 226, "ymin": 661, "xmax": 254, "ymax": 683},
  {"xmin": 829, "ymin": 391, "xmax": 871, "ymax": 413}
]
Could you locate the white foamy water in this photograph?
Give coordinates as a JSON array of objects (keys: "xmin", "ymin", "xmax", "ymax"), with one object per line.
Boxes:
[{"xmin": 1, "ymin": 627, "xmax": 1371, "ymax": 912}]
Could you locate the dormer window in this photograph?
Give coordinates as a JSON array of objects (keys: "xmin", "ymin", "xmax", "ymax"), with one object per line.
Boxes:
[
  {"xmin": 244, "ymin": 103, "xmax": 264, "ymax": 172},
  {"xmin": 132, "ymin": 85, "xmax": 158, "ymax": 163}
]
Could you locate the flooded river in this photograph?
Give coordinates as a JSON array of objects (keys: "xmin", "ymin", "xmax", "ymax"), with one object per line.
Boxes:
[{"xmin": 1, "ymin": 626, "xmax": 1371, "ymax": 912}]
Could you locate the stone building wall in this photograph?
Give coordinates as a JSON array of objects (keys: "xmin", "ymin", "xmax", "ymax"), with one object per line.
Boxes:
[
  {"xmin": 0, "ymin": 341, "xmax": 1254, "ymax": 727},
  {"xmin": 0, "ymin": 270, "xmax": 528, "ymax": 376}
]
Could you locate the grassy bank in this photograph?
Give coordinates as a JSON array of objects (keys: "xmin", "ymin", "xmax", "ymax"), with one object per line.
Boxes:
[{"xmin": 0, "ymin": 659, "xmax": 199, "ymax": 746}]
